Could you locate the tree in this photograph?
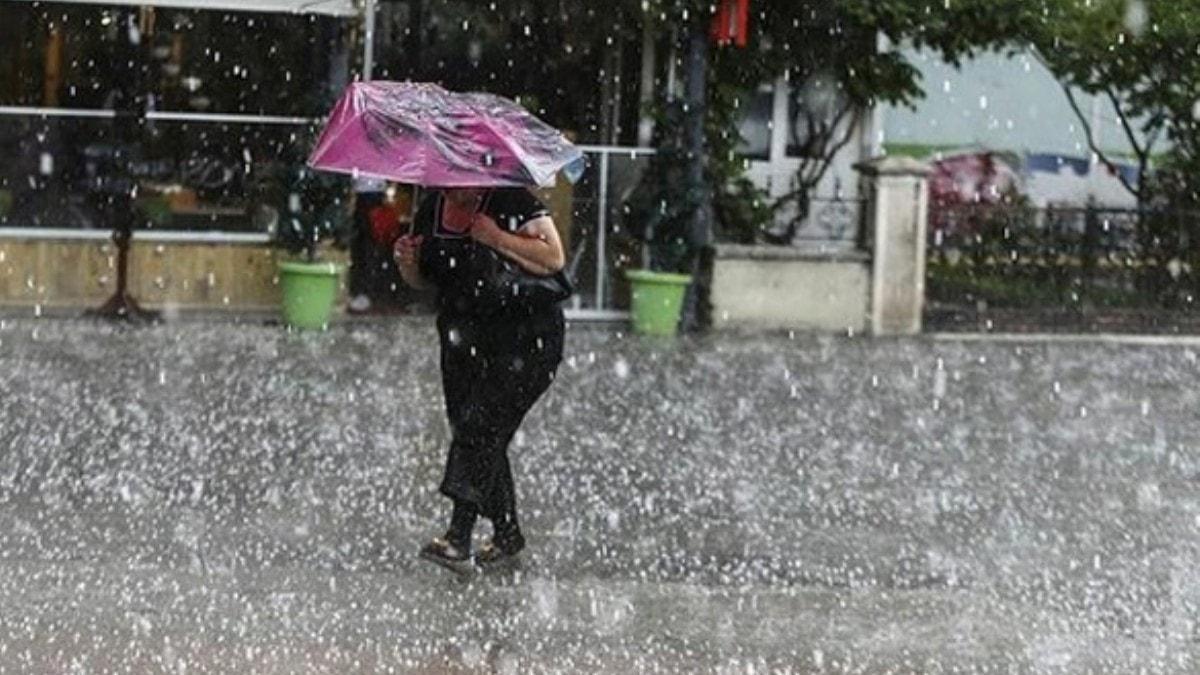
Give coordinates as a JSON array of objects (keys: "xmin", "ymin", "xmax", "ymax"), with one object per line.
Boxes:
[
  {"xmin": 1030, "ymin": 0, "xmax": 1200, "ymax": 207},
  {"xmin": 374, "ymin": 1, "xmax": 1045, "ymax": 251},
  {"xmin": 624, "ymin": 0, "xmax": 1045, "ymax": 245},
  {"xmin": 741, "ymin": 0, "xmax": 1041, "ymax": 243},
  {"xmin": 376, "ymin": 0, "xmax": 637, "ymax": 143}
]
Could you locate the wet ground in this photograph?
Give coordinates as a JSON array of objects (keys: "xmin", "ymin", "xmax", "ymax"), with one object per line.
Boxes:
[{"xmin": 1, "ymin": 317, "xmax": 1199, "ymax": 673}]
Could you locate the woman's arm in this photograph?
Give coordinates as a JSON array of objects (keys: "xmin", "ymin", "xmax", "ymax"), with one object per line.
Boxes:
[{"xmin": 470, "ymin": 215, "xmax": 566, "ymax": 276}]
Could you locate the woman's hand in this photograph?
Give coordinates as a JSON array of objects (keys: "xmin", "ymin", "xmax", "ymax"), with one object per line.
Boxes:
[
  {"xmin": 393, "ymin": 233, "xmax": 423, "ymax": 268},
  {"xmin": 393, "ymin": 234, "xmax": 430, "ymax": 290},
  {"xmin": 468, "ymin": 213, "xmax": 504, "ymax": 249}
]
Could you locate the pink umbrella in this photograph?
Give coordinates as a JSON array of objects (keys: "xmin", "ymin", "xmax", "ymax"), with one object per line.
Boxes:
[{"xmin": 307, "ymin": 81, "xmax": 584, "ymax": 188}]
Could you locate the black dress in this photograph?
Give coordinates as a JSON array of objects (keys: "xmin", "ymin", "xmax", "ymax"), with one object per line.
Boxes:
[{"xmin": 413, "ymin": 188, "xmax": 566, "ymax": 522}]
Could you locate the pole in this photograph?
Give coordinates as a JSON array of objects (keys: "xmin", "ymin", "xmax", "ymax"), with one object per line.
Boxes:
[
  {"xmin": 636, "ymin": 19, "xmax": 657, "ymax": 147},
  {"xmin": 683, "ymin": 21, "xmax": 711, "ymax": 250},
  {"xmin": 679, "ymin": 19, "xmax": 712, "ymax": 332},
  {"xmin": 596, "ymin": 151, "xmax": 610, "ymax": 309},
  {"xmin": 88, "ymin": 7, "xmax": 158, "ymax": 323},
  {"xmin": 362, "ymin": 0, "xmax": 377, "ymax": 81}
]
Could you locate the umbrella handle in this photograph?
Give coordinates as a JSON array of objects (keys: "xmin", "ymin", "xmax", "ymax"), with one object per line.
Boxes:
[{"xmin": 566, "ymin": 237, "xmax": 587, "ymax": 280}]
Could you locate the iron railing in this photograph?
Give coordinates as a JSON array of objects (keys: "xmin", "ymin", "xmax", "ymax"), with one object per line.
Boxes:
[{"xmin": 928, "ymin": 202, "xmax": 1200, "ymax": 310}]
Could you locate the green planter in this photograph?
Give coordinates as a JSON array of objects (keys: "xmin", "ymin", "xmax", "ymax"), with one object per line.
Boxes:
[
  {"xmin": 278, "ymin": 260, "xmax": 343, "ymax": 330},
  {"xmin": 626, "ymin": 269, "xmax": 693, "ymax": 336}
]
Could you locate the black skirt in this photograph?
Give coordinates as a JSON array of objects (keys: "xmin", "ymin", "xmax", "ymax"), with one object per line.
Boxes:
[{"xmin": 434, "ymin": 304, "xmax": 565, "ymax": 519}]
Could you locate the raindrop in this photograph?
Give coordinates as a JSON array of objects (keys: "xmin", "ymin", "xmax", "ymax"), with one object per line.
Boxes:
[
  {"xmin": 613, "ymin": 358, "xmax": 630, "ymax": 379},
  {"xmin": 933, "ymin": 369, "xmax": 947, "ymax": 398},
  {"xmin": 460, "ymin": 641, "xmax": 485, "ymax": 668}
]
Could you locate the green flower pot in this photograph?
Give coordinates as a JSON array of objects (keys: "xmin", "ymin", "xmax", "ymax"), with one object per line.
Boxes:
[
  {"xmin": 626, "ymin": 269, "xmax": 692, "ymax": 336},
  {"xmin": 278, "ymin": 260, "xmax": 343, "ymax": 330}
]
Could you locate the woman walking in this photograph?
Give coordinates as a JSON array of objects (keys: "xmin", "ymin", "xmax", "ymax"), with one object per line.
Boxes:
[{"xmin": 393, "ymin": 186, "xmax": 568, "ymax": 572}]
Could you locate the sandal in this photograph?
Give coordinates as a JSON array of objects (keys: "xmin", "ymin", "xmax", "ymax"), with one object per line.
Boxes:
[
  {"xmin": 419, "ymin": 537, "xmax": 474, "ymax": 575},
  {"xmin": 475, "ymin": 532, "xmax": 526, "ymax": 566}
]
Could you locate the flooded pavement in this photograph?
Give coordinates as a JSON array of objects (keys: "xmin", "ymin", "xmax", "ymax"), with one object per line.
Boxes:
[{"xmin": 1, "ymin": 317, "xmax": 1199, "ymax": 673}]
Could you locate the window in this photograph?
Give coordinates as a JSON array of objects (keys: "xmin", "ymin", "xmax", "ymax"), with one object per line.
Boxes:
[
  {"xmin": 786, "ymin": 74, "xmax": 849, "ymax": 158},
  {"xmin": 0, "ymin": 3, "xmax": 349, "ymax": 233},
  {"xmin": 735, "ymin": 85, "xmax": 774, "ymax": 161}
]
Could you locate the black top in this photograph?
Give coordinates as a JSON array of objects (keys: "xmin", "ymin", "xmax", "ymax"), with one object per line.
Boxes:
[{"xmin": 413, "ymin": 188, "xmax": 552, "ymax": 317}]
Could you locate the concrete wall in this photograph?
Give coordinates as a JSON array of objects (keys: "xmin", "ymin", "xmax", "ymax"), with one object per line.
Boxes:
[
  {"xmin": 858, "ymin": 156, "xmax": 931, "ymax": 335},
  {"xmin": 710, "ymin": 245, "xmax": 870, "ymax": 332},
  {"xmin": 0, "ymin": 238, "xmax": 349, "ymax": 311}
]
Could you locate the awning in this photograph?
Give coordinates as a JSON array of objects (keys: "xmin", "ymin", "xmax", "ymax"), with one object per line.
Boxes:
[{"xmin": 9, "ymin": 0, "xmax": 359, "ymax": 17}]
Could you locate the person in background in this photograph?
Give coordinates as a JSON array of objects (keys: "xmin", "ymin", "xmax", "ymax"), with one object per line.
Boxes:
[{"xmin": 348, "ymin": 175, "xmax": 388, "ymax": 314}]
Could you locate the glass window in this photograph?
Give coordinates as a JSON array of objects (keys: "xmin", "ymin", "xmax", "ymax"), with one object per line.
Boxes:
[
  {"xmin": 0, "ymin": 4, "xmax": 347, "ymax": 115},
  {"xmin": 0, "ymin": 4, "xmax": 350, "ymax": 233},
  {"xmin": 787, "ymin": 74, "xmax": 848, "ymax": 158},
  {"xmin": 735, "ymin": 85, "xmax": 774, "ymax": 161}
]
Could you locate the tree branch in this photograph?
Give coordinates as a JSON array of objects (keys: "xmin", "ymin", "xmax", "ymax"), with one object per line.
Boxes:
[
  {"xmin": 1105, "ymin": 88, "xmax": 1149, "ymax": 168},
  {"xmin": 1032, "ymin": 49, "xmax": 1141, "ymax": 200},
  {"xmin": 770, "ymin": 103, "xmax": 860, "ymax": 215},
  {"xmin": 1064, "ymin": 81, "xmax": 1140, "ymax": 199}
]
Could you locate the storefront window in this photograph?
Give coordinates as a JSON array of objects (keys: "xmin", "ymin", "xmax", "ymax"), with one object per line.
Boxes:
[{"xmin": 0, "ymin": 3, "xmax": 349, "ymax": 233}]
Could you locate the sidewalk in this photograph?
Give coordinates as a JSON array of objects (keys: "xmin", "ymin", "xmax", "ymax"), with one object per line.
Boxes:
[{"xmin": 1, "ymin": 318, "xmax": 1198, "ymax": 673}]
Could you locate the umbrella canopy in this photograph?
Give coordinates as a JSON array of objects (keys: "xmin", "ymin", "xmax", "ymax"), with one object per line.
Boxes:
[{"xmin": 307, "ymin": 81, "xmax": 585, "ymax": 188}]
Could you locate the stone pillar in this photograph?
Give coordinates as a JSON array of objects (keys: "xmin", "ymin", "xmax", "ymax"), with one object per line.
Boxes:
[{"xmin": 855, "ymin": 156, "xmax": 931, "ymax": 335}]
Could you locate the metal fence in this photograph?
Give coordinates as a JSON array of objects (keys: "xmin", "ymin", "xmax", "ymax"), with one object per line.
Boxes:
[
  {"xmin": 562, "ymin": 146, "xmax": 654, "ymax": 318},
  {"xmin": 928, "ymin": 202, "xmax": 1200, "ymax": 311}
]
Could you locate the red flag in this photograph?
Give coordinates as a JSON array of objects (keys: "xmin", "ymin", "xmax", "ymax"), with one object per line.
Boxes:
[{"xmin": 710, "ymin": 0, "xmax": 750, "ymax": 48}]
